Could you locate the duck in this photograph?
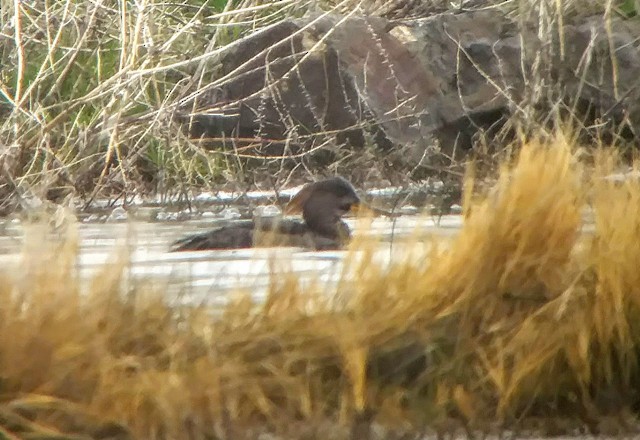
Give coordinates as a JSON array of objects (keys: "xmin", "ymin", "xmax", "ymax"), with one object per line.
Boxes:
[{"xmin": 170, "ymin": 177, "xmax": 375, "ymax": 252}]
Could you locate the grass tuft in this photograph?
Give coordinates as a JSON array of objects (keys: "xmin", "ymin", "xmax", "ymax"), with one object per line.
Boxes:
[{"xmin": 3, "ymin": 137, "xmax": 640, "ymax": 436}]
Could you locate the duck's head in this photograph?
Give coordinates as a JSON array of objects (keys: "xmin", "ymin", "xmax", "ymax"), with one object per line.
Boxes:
[{"xmin": 284, "ymin": 177, "xmax": 361, "ymax": 239}]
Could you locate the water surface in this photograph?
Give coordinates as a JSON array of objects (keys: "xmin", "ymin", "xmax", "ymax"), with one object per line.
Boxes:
[{"xmin": 0, "ymin": 202, "xmax": 464, "ymax": 306}]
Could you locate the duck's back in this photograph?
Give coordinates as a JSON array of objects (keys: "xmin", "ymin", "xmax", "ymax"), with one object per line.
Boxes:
[
  {"xmin": 170, "ymin": 221, "xmax": 255, "ymax": 251},
  {"xmin": 170, "ymin": 217, "xmax": 317, "ymax": 251}
]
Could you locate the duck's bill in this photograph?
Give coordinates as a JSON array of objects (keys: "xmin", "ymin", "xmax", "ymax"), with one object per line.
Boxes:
[{"xmin": 349, "ymin": 202, "xmax": 398, "ymax": 218}]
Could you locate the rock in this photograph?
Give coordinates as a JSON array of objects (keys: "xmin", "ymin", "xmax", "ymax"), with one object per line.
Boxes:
[
  {"xmin": 253, "ymin": 204, "xmax": 281, "ymax": 217},
  {"xmin": 180, "ymin": 20, "xmax": 366, "ymax": 161},
  {"xmin": 221, "ymin": 206, "xmax": 242, "ymax": 220},
  {"xmin": 560, "ymin": 16, "xmax": 640, "ymax": 138},
  {"xmin": 107, "ymin": 206, "xmax": 128, "ymax": 222},
  {"xmin": 179, "ymin": 10, "xmax": 640, "ymax": 174}
]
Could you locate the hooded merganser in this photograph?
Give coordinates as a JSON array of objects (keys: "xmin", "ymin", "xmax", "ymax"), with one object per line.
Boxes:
[{"xmin": 170, "ymin": 177, "xmax": 366, "ymax": 251}]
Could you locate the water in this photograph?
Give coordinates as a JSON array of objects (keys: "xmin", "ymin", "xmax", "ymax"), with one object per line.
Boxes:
[
  {"xmin": 0, "ymin": 201, "xmax": 464, "ymax": 306},
  {"xmin": 0, "ymin": 171, "xmax": 606, "ymax": 307}
]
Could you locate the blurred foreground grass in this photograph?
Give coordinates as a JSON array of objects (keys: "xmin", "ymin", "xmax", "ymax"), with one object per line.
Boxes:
[
  {"xmin": 2, "ymin": 0, "xmax": 636, "ymax": 212},
  {"xmin": 3, "ymin": 135, "xmax": 640, "ymax": 439}
]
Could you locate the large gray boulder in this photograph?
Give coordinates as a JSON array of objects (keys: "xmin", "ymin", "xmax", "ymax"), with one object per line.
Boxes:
[{"xmin": 179, "ymin": 9, "xmax": 640, "ymax": 172}]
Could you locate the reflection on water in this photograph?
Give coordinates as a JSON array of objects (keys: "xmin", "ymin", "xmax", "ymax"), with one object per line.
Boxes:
[{"xmin": 0, "ymin": 207, "xmax": 464, "ymax": 306}]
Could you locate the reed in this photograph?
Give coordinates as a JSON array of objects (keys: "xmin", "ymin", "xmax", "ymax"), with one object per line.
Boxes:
[
  {"xmin": 2, "ymin": 134, "xmax": 640, "ymax": 438},
  {"xmin": 1, "ymin": 0, "xmax": 633, "ymax": 211}
]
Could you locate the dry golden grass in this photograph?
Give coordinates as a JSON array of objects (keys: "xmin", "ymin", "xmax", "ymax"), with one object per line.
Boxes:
[{"xmin": 3, "ymin": 134, "xmax": 640, "ymax": 439}]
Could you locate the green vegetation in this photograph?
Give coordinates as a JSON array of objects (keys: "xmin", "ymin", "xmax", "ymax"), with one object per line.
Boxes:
[
  {"xmin": 3, "ymin": 135, "xmax": 640, "ymax": 438},
  {"xmin": 0, "ymin": 0, "xmax": 637, "ymax": 213},
  {"xmin": 0, "ymin": 0, "xmax": 281, "ymax": 208}
]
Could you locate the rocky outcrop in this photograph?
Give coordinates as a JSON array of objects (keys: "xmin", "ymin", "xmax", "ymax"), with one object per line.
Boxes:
[{"xmin": 178, "ymin": 9, "xmax": 640, "ymax": 172}]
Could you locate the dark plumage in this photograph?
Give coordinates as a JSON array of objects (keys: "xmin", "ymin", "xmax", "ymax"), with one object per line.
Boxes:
[{"xmin": 170, "ymin": 177, "xmax": 362, "ymax": 252}]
